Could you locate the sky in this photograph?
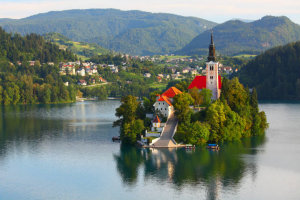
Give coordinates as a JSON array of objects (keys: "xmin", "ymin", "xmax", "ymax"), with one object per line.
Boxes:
[{"xmin": 0, "ymin": 0, "xmax": 300, "ymax": 24}]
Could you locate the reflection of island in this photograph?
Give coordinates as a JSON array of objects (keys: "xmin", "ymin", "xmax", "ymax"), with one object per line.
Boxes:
[{"xmin": 114, "ymin": 136, "xmax": 265, "ymax": 199}]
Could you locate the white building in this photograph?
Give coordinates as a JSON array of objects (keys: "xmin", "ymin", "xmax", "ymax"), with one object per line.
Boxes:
[
  {"xmin": 77, "ymin": 68, "xmax": 85, "ymax": 76},
  {"xmin": 153, "ymin": 87, "xmax": 182, "ymax": 118}
]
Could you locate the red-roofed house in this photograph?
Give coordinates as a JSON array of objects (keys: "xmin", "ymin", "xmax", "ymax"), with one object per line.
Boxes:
[
  {"xmin": 153, "ymin": 87, "xmax": 182, "ymax": 118},
  {"xmin": 162, "ymin": 87, "xmax": 182, "ymax": 98},
  {"xmin": 151, "ymin": 115, "xmax": 162, "ymax": 131},
  {"xmin": 188, "ymin": 32, "xmax": 222, "ymax": 100}
]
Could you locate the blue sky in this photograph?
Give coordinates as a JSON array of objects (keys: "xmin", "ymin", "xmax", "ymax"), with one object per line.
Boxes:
[{"xmin": 0, "ymin": 0, "xmax": 300, "ymax": 24}]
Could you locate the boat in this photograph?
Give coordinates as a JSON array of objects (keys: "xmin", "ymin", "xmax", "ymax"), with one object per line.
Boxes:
[
  {"xmin": 206, "ymin": 144, "xmax": 220, "ymax": 150},
  {"xmin": 185, "ymin": 144, "xmax": 195, "ymax": 149},
  {"xmin": 112, "ymin": 136, "xmax": 120, "ymax": 142}
]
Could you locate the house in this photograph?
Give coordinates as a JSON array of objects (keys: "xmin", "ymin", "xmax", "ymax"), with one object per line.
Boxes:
[
  {"xmin": 182, "ymin": 67, "xmax": 190, "ymax": 74},
  {"xmin": 151, "ymin": 115, "xmax": 161, "ymax": 131},
  {"xmin": 99, "ymin": 77, "xmax": 107, "ymax": 83},
  {"xmin": 153, "ymin": 87, "xmax": 182, "ymax": 118},
  {"xmin": 144, "ymin": 73, "xmax": 151, "ymax": 78},
  {"xmin": 77, "ymin": 80, "xmax": 87, "ymax": 86},
  {"xmin": 76, "ymin": 68, "xmax": 85, "ymax": 76},
  {"xmin": 157, "ymin": 76, "xmax": 162, "ymax": 82},
  {"xmin": 190, "ymin": 69, "xmax": 198, "ymax": 76},
  {"xmin": 188, "ymin": 32, "xmax": 222, "ymax": 100},
  {"xmin": 223, "ymin": 66, "xmax": 233, "ymax": 74}
]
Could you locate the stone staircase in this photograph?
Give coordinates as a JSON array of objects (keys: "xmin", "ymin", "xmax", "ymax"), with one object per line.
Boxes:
[{"xmin": 152, "ymin": 112, "xmax": 178, "ymax": 148}]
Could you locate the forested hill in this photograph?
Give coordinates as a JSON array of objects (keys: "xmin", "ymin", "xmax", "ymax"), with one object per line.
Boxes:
[
  {"xmin": 43, "ymin": 33, "xmax": 110, "ymax": 59},
  {"xmin": 0, "ymin": 27, "xmax": 77, "ymax": 105},
  {"xmin": 0, "ymin": 9, "xmax": 217, "ymax": 55},
  {"xmin": 177, "ymin": 16, "xmax": 300, "ymax": 56},
  {"xmin": 0, "ymin": 27, "xmax": 76, "ymax": 63},
  {"xmin": 238, "ymin": 41, "xmax": 300, "ymax": 100}
]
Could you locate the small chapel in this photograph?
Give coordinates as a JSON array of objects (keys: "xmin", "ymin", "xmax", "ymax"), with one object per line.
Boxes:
[{"xmin": 188, "ymin": 32, "xmax": 222, "ymax": 100}]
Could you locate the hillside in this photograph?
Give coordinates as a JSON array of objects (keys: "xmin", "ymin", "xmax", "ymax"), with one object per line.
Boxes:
[
  {"xmin": 238, "ymin": 41, "xmax": 300, "ymax": 100},
  {"xmin": 0, "ymin": 27, "xmax": 76, "ymax": 63},
  {"xmin": 177, "ymin": 16, "xmax": 300, "ymax": 56},
  {"xmin": 0, "ymin": 9, "xmax": 217, "ymax": 55},
  {"xmin": 43, "ymin": 33, "xmax": 110, "ymax": 59},
  {"xmin": 0, "ymin": 28, "xmax": 77, "ymax": 105}
]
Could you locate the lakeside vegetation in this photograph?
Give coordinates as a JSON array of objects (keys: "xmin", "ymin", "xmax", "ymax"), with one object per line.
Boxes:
[
  {"xmin": 0, "ymin": 27, "xmax": 77, "ymax": 104},
  {"xmin": 114, "ymin": 77, "xmax": 268, "ymax": 146},
  {"xmin": 174, "ymin": 78, "xmax": 268, "ymax": 145},
  {"xmin": 238, "ymin": 41, "xmax": 300, "ymax": 100}
]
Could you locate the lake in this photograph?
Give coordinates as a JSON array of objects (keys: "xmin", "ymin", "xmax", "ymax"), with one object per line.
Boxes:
[{"xmin": 0, "ymin": 101, "xmax": 300, "ymax": 200}]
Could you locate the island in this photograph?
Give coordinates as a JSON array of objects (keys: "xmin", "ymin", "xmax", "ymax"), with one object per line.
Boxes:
[{"xmin": 114, "ymin": 33, "xmax": 268, "ymax": 147}]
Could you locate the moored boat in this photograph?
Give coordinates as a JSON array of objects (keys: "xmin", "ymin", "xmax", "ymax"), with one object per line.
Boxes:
[{"xmin": 206, "ymin": 144, "xmax": 220, "ymax": 150}]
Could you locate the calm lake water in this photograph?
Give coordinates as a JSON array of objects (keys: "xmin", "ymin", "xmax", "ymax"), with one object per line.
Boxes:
[{"xmin": 0, "ymin": 101, "xmax": 300, "ymax": 200}]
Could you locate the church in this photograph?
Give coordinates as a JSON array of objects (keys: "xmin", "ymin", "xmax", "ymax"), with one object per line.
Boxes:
[{"xmin": 188, "ymin": 33, "xmax": 222, "ymax": 100}]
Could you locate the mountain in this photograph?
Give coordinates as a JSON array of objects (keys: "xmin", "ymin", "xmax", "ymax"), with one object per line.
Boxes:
[
  {"xmin": 238, "ymin": 41, "xmax": 300, "ymax": 100},
  {"xmin": 177, "ymin": 16, "xmax": 300, "ymax": 56},
  {"xmin": 0, "ymin": 27, "xmax": 76, "ymax": 63},
  {"xmin": 0, "ymin": 9, "xmax": 217, "ymax": 55},
  {"xmin": 43, "ymin": 33, "xmax": 110, "ymax": 59}
]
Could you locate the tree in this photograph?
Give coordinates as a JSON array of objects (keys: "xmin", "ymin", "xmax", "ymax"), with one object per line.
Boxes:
[
  {"xmin": 114, "ymin": 95, "xmax": 145, "ymax": 144},
  {"xmin": 173, "ymin": 93, "xmax": 194, "ymax": 124},
  {"xmin": 189, "ymin": 87, "xmax": 202, "ymax": 107},
  {"xmin": 200, "ymin": 88, "xmax": 212, "ymax": 106}
]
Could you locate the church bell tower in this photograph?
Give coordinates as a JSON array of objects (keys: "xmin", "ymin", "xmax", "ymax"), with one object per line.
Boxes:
[{"xmin": 206, "ymin": 31, "xmax": 220, "ymax": 100}]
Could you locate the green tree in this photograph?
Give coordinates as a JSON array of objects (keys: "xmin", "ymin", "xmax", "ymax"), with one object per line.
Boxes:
[
  {"xmin": 199, "ymin": 88, "xmax": 212, "ymax": 106},
  {"xmin": 173, "ymin": 92, "xmax": 194, "ymax": 124}
]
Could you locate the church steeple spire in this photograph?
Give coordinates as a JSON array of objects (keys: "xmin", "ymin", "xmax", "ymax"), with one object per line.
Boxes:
[{"xmin": 207, "ymin": 31, "xmax": 216, "ymax": 62}]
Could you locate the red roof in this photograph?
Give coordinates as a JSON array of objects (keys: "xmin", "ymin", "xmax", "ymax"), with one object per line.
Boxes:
[
  {"xmin": 188, "ymin": 75, "xmax": 222, "ymax": 90},
  {"xmin": 162, "ymin": 87, "xmax": 182, "ymax": 98},
  {"xmin": 157, "ymin": 95, "xmax": 172, "ymax": 106},
  {"xmin": 153, "ymin": 115, "xmax": 161, "ymax": 123}
]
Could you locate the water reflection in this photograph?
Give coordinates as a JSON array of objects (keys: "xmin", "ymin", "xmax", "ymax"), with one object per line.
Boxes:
[
  {"xmin": 0, "ymin": 101, "xmax": 120, "ymax": 160},
  {"xmin": 114, "ymin": 136, "xmax": 265, "ymax": 200}
]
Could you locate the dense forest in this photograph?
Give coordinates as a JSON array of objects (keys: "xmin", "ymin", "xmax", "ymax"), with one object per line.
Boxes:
[
  {"xmin": 238, "ymin": 41, "xmax": 300, "ymax": 100},
  {"xmin": 0, "ymin": 27, "xmax": 76, "ymax": 63},
  {"xmin": 173, "ymin": 78, "xmax": 268, "ymax": 145},
  {"xmin": 0, "ymin": 9, "xmax": 216, "ymax": 55},
  {"xmin": 178, "ymin": 16, "xmax": 300, "ymax": 56},
  {"xmin": 0, "ymin": 27, "xmax": 77, "ymax": 104}
]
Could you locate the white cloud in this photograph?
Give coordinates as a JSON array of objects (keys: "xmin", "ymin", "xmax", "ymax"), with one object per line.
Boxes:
[{"xmin": 0, "ymin": 0, "xmax": 299, "ymax": 24}]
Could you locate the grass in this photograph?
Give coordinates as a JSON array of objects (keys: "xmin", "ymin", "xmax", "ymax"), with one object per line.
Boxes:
[
  {"xmin": 159, "ymin": 55, "xmax": 190, "ymax": 60},
  {"xmin": 148, "ymin": 82, "xmax": 167, "ymax": 90},
  {"xmin": 233, "ymin": 54, "xmax": 257, "ymax": 58}
]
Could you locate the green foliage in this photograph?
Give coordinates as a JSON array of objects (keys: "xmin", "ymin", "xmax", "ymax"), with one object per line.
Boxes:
[
  {"xmin": 0, "ymin": 27, "xmax": 76, "ymax": 63},
  {"xmin": 238, "ymin": 41, "xmax": 300, "ymax": 100},
  {"xmin": 0, "ymin": 9, "xmax": 216, "ymax": 55},
  {"xmin": 43, "ymin": 32, "xmax": 110, "ymax": 58},
  {"xmin": 174, "ymin": 121, "xmax": 210, "ymax": 145},
  {"xmin": 0, "ymin": 27, "xmax": 77, "ymax": 105},
  {"xmin": 173, "ymin": 93, "xmax": 194, "ymax": 124},
  {"xmin": 178, "ymin": 16, "xmax": 300, "ymax": 56},
  {"xmin": 174, "ymin": 78, "xmax": 268, "ymax": 145},
  {"xmin": 114, "ymin": 95, "xmax": 145, "ymax": 144},
  {"xmin": 200, "ymin": 89, "xmax": 212, "ymax": 106}
]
